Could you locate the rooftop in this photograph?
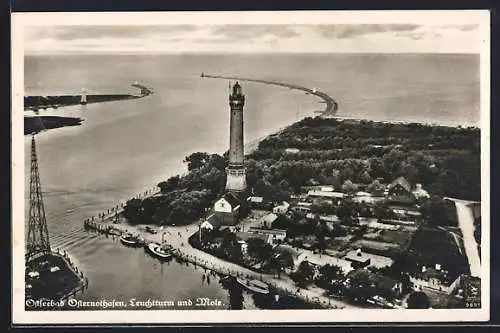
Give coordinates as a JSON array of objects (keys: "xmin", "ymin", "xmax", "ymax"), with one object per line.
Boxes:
[
  {"xmin": 261, "ymin": 213, "xmax": 279, "ymax": 224},
  {"xmin": 247, "ymin": 196, "xmax": 264, "ymax": 203},
  {"xmin": 308, "ymin": 190, "xmax": 344, "ymax": 199},
  {"xmin": 390, "ymin": 176, "xmax": 411, "ymax": 193},
  {"xmin": 221, "ymin": 192, "xmax": 242, "ymax": 208},
  {"xmin": 347, "ymin": 269, "xmax": 400, "ymax": 291},
  {"xmin": 344, "ymin": 249, "xmax": 372, "ymax": 263},
  {"xmin": 249, "ymin": 227, "xmax": 287, "ymax": 235},
  {"xmin": 298, "ymin": 253, "xmax": 354, "ymax": 273},
  {"xmin": 235, "ymin": 232, "xmax": 269, "ymax": 243}
]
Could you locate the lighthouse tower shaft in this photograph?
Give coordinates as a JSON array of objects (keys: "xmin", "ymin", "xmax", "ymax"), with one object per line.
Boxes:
[{"xmin": 225, "ymin": 82, "xmax": 247, "ymax": 193}]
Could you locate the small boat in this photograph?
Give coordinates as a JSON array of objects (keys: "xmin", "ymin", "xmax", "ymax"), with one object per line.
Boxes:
[
  {"xmin": 120, "ymin": 233, "xmax": 142, "ymax": 247},
  {"xmin": 236, "ymin": 277, "xmax": 270, "ymax": 294},
  {"xmin": 107, "ymin": 228, "xmax": 122, "ymax": 236},
  {"xmin": 147, "ymin": 242, "xmax": 173, "ymax": 260}
]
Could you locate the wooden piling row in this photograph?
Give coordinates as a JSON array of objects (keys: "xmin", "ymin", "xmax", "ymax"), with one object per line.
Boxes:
[{"xmin": 82, "ymin": 186, "xmax": 160, "ymax": 225}]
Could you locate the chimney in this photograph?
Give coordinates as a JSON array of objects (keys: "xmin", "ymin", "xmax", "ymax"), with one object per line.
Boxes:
[
  {"xmin": 435, "ymin": 264, "xmax": 441, "ymax": 271},
  {"xmin": 422, "ymin": 266, "xmax": 427, "ymax": 273}
]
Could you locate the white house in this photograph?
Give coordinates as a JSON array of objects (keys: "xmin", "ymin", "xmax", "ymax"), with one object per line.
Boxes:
[
  {"xmin": 214, "ymin": 193, "xmax": 241, "ymax": 226},
  {"xmin": 291, "ymin": 202, "xmax": 313, "ymax": 214},
  {"xmin": 412, "ymin": 184, "xmax": 430, "ymax": 199},
  {"xmin": 285, "ymin": 148, "xmax": 301, "ymax": 154},
  {"xmin": 273, "ymin": 201, "xmax": 290, "ymax": 215},
  {"xmin": 261, "ymin": 213, "xmax": 279, "ymax": 226},
  {"xmin": 307, "ymin": 190, "xmax": 344, "ymax": 200},
  {"xmin": 248, "ymin": 227, "xmax": 287, "ymax": 244},
  {"xmin": 296, "ymin": 253, "xmax": 354, "ymax": 274},
  {"xmin": 409, "ymin": 264, "xmax": 462, "ymax": 294},
  {"xmin": 320, "ymin": 186, "xmax": 335, "ymax": 192},
  {"xmin": 343, "ymin": 249, "xmax": 371, "ymax": 269},
  {"xmin": 236, "ymin": 232, "xmax": 272, "ymax": 248}
]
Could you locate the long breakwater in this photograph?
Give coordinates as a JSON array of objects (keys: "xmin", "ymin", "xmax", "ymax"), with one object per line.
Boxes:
[{"xmin": 201, "ymin": 74, "xmax": 339, "ymax": 117}]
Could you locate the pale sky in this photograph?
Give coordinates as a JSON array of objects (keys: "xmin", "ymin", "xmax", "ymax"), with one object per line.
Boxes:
[{"xmin": 24, "ymin": 23, "xmax": 482, "ymax": 54}]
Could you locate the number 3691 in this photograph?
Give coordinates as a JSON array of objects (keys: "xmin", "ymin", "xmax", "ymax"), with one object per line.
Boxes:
[{"xmin": 465, "ymin": 302, "xmax": 481, "ymax": 308}]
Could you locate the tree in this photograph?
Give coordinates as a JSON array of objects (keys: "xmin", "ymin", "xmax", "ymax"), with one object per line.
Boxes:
[
  {"xmin": 311, "ymin": 202, "xmax": 336, "ymax": 215},
  {"xmin": 331, "ymin": 169, "xmax": 342, "ymax": 189},
  {"xmin": 341, "ymin": 180, "xmax": 359, "ymax": 194},
  {"xmin": 368, "ymin": 157, "xmax": 386, "ymax": 180},
  {"xmin": 202, "ymin": 167, "xmax": 225, "ymax": 194},
  {"xmin": 123, "ymin": 198, "xmax": 144, "ymax": 223},
  {"xmin": 291, "ymin": 261, "xmax": 315, "ymax": 287},
  {"xmin": 337, "ymin": 198, "xmax": 359, "ymax": 224},
  {"xmin": 183, "ymin": 152, "xmax": 210, "ymax": 171},
  {"xmin": 372, "ymin": 200, "xmax": 392, "ymax": 220},
  {"xmin": 316, "ymin": 264, "xmax": 344, "ymax": 290},
  {"xmin": 158, "ymin": 175, "xmax": 180, "ymax": 193},
  {"xmin": 407, "ymin": 291, "xmax": 431, "ymax": 309},
  {"xmin": 421, "ymin": 195, "xmax": 455, "ymax": 226},
  {"xmin": 346, "ymin": 279, "xmax": 376, "ymax": 303},
  {"xmin": 367, "ymin": 179, "xmax": 384, "ymax": 196},
  {"xmin": 247, "ymin": 237, "xmax": 273, "ymax": 262},
  {"xmin": 359, "ymin": 170, "xmax": 373, "ymax": 184},
  {"xmin": 269, "ymin": 252, "xmax": 293, "ymax": 279},
  {"xmin": 253, "ymin": 178, "xmax": 273, "ymax": 199},
  {"xmin": 208, "ymin": 153, "xmax": 227, "ymax": 171}
]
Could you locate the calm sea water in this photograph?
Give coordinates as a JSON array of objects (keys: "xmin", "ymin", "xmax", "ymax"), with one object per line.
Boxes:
[{"xmin": 23, "ymin": 53, "xmax": 480, "ymax": 309}]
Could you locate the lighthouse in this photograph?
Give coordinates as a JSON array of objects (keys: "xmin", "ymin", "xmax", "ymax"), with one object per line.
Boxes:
[
  {"xmin": 225, "ymin": 82, "xmax": 247, "ymax": 194},
  {"xmin": 80, "ymin": 88, "xmax": 87, "ymax": 105}
]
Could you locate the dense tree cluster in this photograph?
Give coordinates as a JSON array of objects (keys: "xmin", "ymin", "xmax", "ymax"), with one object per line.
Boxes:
[
  {"xmin": 314, "ymin": 264, "xmax": 344, "ymax": 291},
  {"xmin": 124, "ymin": 153, "xmax": 227, "ymax": 225},
  {"xmin": 249, "ymin": 117, "xmax": 480, "ymax": 200},
  {"xmin": 290, "ymin": 261, "xmax": 316, "ymax": 287},
  {"xmin": 124, "ymin": 116, "xmax": 479, "ymax": 229}
]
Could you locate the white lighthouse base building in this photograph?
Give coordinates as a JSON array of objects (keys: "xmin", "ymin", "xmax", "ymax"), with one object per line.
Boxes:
[{"xmin": 225, "ymin": 166, "xmax": 246, "ymax": 193}]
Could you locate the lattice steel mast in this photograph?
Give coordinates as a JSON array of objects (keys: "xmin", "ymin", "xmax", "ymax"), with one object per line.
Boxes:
[{"xmin": 26, "ymin": 134, "xmax": 51, "ymax": 260}]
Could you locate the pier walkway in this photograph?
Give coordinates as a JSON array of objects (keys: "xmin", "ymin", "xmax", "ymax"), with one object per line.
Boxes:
[{"xmin": 202, "ymin": 74, "xmax": 339, "ymax": 117}]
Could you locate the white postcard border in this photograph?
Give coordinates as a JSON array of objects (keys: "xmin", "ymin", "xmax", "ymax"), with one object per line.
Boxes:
[{"xmin": 11, "ymin": 10, "xmax": 491, "ymax": 324}]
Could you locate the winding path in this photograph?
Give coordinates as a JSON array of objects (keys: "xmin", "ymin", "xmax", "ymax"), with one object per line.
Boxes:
[{"xmin": 202, "ymin": 74, "xmax": 339, "ymax": 117}]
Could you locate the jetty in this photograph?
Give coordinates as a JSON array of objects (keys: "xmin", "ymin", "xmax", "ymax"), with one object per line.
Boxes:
[
  {"xmin": 201, "ymin": 74, "xmax": 338, "ymax": 117},
  {"xmin": 24, "ymin": 83, "xmax": 153, "ymax": 111}
]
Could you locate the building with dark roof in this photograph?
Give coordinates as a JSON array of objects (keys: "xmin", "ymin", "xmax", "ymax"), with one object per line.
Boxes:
[
  {"xmin": 387, "ymin": 176, "xmax": 416, "ymax": 205},
  {"xmin": 200, "ymin": 214, "xmax": 221, "ymax": 230},
  {"xmin": 346, "ymin": 269, "xmax": 403, "ymax": 298}
]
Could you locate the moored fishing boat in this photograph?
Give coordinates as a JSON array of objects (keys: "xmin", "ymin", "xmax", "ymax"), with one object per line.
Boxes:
[
  {"xmin": 119, "ymin": 233, "xmax": 142, "ymax": 247},
  {"xmin": 146, "ymin": 242, "xmax": 173, "ymax": 260},
  {"xmin": 236, "ymin": 277, "xmax": 270, "ymax": 294}
]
